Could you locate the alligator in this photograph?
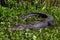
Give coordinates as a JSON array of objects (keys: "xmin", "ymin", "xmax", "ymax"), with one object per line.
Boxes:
[{"xmin": 8, "ymin": 12, "xmax": 54, "ymax": 30}]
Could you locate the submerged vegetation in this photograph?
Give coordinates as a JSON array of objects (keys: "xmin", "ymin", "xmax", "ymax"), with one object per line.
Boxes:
[{"xmin": 0, "ymin": 0, "xmax": 60, "ymax": 40}]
